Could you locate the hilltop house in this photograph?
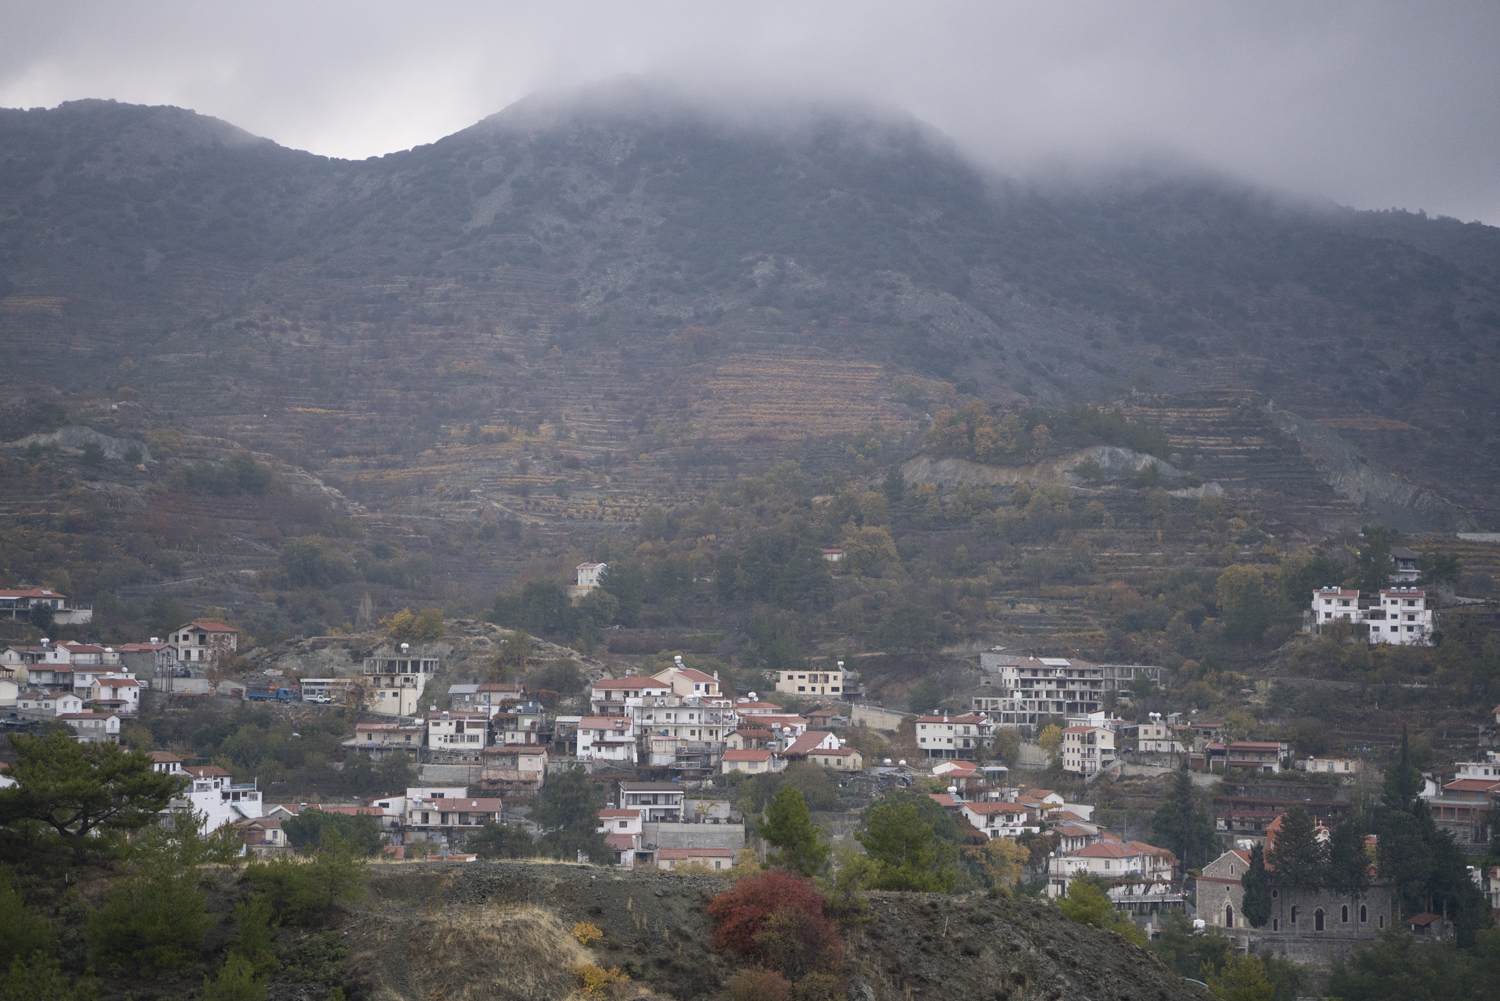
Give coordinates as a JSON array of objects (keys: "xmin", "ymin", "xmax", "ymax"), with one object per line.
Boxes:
[
  {"xmin": 569, "ymin": 562, "xmax": 607, "ymax": 599},
  {"xmin": 1308, "ymin": 587, "xmax": 1435, "ymax": 646}
]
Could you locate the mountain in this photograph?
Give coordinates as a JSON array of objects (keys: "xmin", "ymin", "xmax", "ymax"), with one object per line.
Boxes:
[{"xmin": 1, "ymin": 87, "xmax": 1498, "ymax": 528}]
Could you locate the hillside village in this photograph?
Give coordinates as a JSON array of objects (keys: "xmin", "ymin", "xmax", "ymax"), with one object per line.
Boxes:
[{"xmin": 2, "ymin": 552, "xmax": 1498, "ymax": 981}]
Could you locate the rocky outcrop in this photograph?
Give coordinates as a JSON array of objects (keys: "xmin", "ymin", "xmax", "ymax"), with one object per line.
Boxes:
[
  {"xmin": 901, "ymin": 446, "xmax": 1222, "ymax": 494},
  {"xmin": 1263, "ymin": 402, "xmax": 1472, "ymax": 533},
  {"xmin": 9, "ymin": 424, "xmax": 151, "ymax": 461}
]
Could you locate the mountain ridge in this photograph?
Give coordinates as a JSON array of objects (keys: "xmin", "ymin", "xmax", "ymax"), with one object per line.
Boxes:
[{"xmin": 1, "ymin": 87, "xmax": 1498, "ymax": 525}]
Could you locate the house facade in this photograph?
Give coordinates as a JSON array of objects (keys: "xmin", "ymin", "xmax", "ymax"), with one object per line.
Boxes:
[
  {"xmin": 1308, "ymin": 587, "xmax": 1435, "ymax": 646},
  {"xmin": 915, "ymin": 714, "xmax": 994, "ymax": 758},
  {"xmin": 1046, "ymin": 838, "xmax": 1175, "ymax": 897},
  {"xmin": 1061, "ymin": 725, "xmax": 1117, "ymax": 776},
  {"xmin": 618, "ymin": 781, "xmax": 684, "ymax": 822},
  {"xmin": 773, "ymin": 661, "xmax": 847, "ymax": 698},
  {"xmin": 169, "ymin": 621, "xmax": 239, "ymax": 665}
]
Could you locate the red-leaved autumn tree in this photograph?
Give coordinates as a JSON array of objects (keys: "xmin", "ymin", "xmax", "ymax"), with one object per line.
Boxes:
[{"xmin": 705, "ymin": 869, "xmax": 843, "ymax": 977}]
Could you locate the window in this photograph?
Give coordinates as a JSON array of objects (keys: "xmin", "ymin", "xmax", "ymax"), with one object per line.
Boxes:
[
  {"xmin": 1342, "ymin": 905, "xmax": 1349, "ymax": 923},
  {"xmin": 1225, "ymin": 905, "xmax": 1233, "ymax": 928},
  {"xmin": 1360, "ymin": 905, "xmax": 1367, "ymax": 923},
  {"xmin": 1315, "ymin": 909, "xmax": 1325, "ymax": 931},
  {"xmin": 1291, "ymin": 906, "xmax": 1297, "ymax": 924}
]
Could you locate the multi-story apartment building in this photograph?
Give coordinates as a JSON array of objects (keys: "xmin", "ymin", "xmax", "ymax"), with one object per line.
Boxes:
[
  {"xmin": 974, "ymin": 652, "xmax": 1165, "ymax": 728},
  {"xmin": 915, "ymin": 714, "xmax": 994, "ymax": 758}
]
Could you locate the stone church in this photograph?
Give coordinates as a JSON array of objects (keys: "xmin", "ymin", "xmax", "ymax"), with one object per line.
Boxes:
[{"xmin": 1195, "ymin": 815, "xmax": 1396, "ymax": 964}]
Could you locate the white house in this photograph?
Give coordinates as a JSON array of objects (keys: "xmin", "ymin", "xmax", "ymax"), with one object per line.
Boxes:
[
  {"xmin": 59, "ymin": 711, "xmax": 120, "ymax": 743},
  {"xmin": 597, "ymin": 808, "xmax": 643, "ymax": 838},
  {"xmin": 915, "ymin": 714, "xmax": 994, "ymax": 758},
  {"xmin": 960, "ymin": 801, "xmax": 1035, "ymax": 838},
  {"xmin": 1455, "ymin": 752, "xmax": 1500, "ymax": 781},
  {"xmin": 1308, "ymin": 587, "xmax": 1434, "ymax": 646},
  {"xmin": 569, "ymin": 562, "xmax": 608, "ymax": 598},
  {"xmin": 427, "ymin": 711, "xmax": 491, "ymax": 748},
  {"xmin": 16, "ymin": 689, "xmax": 84, "ymax": 720},
  {"xmin": 617, "ymin": 781, "xmax": 684, "ymax": 822},
  {"xmin": 170, "ymin": 770, "xmax": 264, "ymax": 836},
  {"xmin": 1297, "ymin": 756, "xmax": 1364, "ymax": 775},
  {"xmin": 1046, "ymin": 838, "xmax": 1176, "ymax": 897},
  {"xmin": 88, "ymin": 676, "xmax": 140, "ymax": 714},
  {"xmin": 0, "ymin": 678, "xmax": 17, "ymax": 708},
  {"xmin": 1371, "ymin": 588, "xmax": 1435, "ymax": 645},
  {"xmin": 577, "ymin": 716, "xmax": 636, "ymax": 762}
]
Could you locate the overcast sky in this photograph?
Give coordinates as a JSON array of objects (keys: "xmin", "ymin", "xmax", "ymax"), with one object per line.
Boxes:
[{"xmin": 5, "ymin": 1, "xmax": 1499, "ymax": 224}]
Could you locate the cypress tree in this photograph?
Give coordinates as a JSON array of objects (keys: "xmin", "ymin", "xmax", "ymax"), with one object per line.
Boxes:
[
  {"xmin": 1267, "ymin": 807, "xmax": 1325, "ymax": 889},
  {"xmin": 1241, "ymin": 844, "xmax": 1272, "ymax": 928},
  {"xmin": 1381, "ymin": 725, "xmax": 1423, "ymax": 814}
]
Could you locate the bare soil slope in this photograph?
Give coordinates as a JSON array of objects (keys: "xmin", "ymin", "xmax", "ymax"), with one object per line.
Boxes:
[{"xmin": 335, "ymin": 861, "xmax": 1212, "ymax": 1001}]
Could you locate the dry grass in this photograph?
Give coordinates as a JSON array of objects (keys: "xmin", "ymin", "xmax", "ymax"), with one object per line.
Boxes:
[{"xmin": 359, "ymin": 902, "xmax": 595, "ymax": 1001}]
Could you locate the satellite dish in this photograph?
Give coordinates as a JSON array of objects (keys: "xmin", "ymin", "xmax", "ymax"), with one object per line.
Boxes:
[{"xmin": 898, "ymin": 759, "xmax": 907, "ymax": 767}]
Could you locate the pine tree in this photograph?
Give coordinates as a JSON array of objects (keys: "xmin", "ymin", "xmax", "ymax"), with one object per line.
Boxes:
[
  {"xmin": 761, "ymin": 787, "xmax": 830, "ymax": 876},
  {"xmin": 1241, "ymin": 844, "xmax": 1272, "ymax": 928},
  {"xmin": 1150, "ymin": 768, "xmax": 1219, "ymax": 870}
]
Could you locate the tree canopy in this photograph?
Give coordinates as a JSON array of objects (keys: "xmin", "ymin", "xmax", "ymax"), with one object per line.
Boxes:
[
  {"xmin": 760, "ymin": 787, "xmax": 830, "ymax": 877},
  {"xmin": 0, "ymin": 732, "xmax": 184, "ymax": 856},
  {"xmin": 855, "ymin": 798, "xmax": 957, "ymax": 892}
]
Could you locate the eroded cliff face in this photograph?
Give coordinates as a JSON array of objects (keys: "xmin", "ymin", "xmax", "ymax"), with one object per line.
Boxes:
[
  {"xmin": 335, "ymin": 862, "xmax": 1212, "ymax": 1001},
  {"xmin": 1263, "ymin": 402, "xmax": 1472, "ymax": 533}
]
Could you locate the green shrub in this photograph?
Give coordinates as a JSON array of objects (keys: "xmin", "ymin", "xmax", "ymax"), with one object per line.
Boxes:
[
  {"xmin": 243, "ymin": 848, "xmax": 367, "ymax": 926},
  {"xmin": 0, "ymin": 952, "xmax": 95, "ymax": 1001},
  {"xmin": 0, "ymin": 879, "xmax": 55, "ymax": 968},
  {"xmin": 85, "ymin": 870, "xmax": 212, "ymax": 972},
  {"xmin": 202, "ymin": 955, "xmax": 266, "ymax": 1001}
]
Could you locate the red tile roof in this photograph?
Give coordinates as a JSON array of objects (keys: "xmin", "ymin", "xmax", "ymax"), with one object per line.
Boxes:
[{"xmin": 723, "ymin": 749, "xmax": 773, "ymax": 762}]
